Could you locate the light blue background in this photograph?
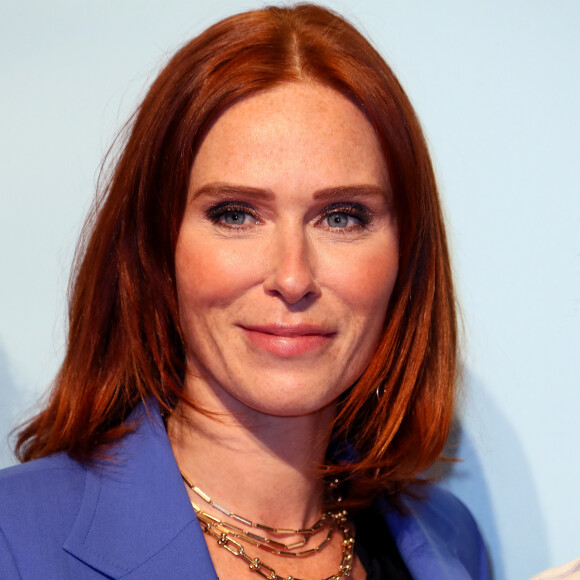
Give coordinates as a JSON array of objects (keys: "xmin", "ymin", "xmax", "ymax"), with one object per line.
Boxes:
[{"xmin": 1, "ymin": 2, "xmax": 579, "ymax": 578}]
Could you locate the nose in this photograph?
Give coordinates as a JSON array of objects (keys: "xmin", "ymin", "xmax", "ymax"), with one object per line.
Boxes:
[{"xmin": 263, "ymin": 226, "xmax": 320, "ymax": 305}]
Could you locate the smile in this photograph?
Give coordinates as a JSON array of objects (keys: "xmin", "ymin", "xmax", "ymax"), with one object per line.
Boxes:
[{"xmin": 240, "ymin": 324, "xmax": 335, "ymax": 357}]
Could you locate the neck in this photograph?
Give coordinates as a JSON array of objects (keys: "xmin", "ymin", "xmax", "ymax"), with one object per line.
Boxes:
[{"xmin": 167, "ymin": 391, "xmax": 336, "ymax": 530}]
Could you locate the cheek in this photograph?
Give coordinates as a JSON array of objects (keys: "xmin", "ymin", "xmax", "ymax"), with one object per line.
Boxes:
[
  {"xmin": 321, "ymin": 240, "xmax": 399, "ymax": 320},
  {"xmin": 175, "ymin": 233, "xmax": 259, "ymax": 310}
]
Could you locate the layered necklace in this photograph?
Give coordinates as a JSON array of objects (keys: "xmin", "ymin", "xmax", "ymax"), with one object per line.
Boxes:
[{"xmin": 181, "ymin": 471, "xmax": 355, "ymax": 580}]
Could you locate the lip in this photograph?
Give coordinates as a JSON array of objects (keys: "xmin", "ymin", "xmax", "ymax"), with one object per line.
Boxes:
[{"xmin": 240, "ymin": 324, "xmax": 335, "ymax": 357}]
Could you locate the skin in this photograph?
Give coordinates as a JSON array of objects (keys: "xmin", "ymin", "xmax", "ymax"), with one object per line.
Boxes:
[{"xmin": 169, "ymin": 82, "xmax": 399, "ymax": 579}]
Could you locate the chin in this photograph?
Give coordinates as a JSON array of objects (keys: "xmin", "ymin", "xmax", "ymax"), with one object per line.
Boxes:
[{"xmin": 228, "ymin": 375, "xmax": 346, "ymax": 419}]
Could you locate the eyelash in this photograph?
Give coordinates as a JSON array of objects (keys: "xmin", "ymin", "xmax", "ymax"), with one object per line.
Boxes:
[
  {"xmin": 319, "ymin": 202, "xmax": 371, "ymax": 230},
  {"xmin": 205, "ymin": 201, "xmax": 372, "ymax": 231},
  {"xmin": 206, "ymin": 201, "xmax": 260, "ymax": 229}
]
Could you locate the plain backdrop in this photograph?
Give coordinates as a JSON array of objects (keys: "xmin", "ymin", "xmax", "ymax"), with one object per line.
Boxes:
[{"xmin": 1, "ymin": 2, "xmax": 579, "ymax": 579}]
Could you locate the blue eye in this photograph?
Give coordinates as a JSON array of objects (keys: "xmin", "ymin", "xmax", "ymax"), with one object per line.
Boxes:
[
  {"xmin": 206, "ymin": 202, "xmax": 258, "ymax": 228},
  {"xmin": 326, "ymin": 212, "xmax": 353, "ymax": 228},
  {"xmin": 222, "ymin": 211, "xmax": 248, "ymax": 225},
  {"xmin": 322, "ymin": 203, "xmax": 370, "ymax": 230}
]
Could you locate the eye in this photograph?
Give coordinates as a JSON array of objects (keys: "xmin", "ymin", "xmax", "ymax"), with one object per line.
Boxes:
[
  {"xmin": 325, "ymin": 212, "xmax": 357, "ymax": 228},
  {"xmin": 320, "ymin": 203, "xmax": 371, "ymax": 230},
  {"xmin": 205, "ymin": 201, "xmax": 259, "ymax": 228},
  {"xmin": 222, "ymin": 210, "xmax": 250, "ymax": 225}
]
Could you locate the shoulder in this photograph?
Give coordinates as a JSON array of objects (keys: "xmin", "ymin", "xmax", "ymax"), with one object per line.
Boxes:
[
  {"xmin": 0, "ymin": 453, "xmax": 87, "ymax": 511},
  {"xmin": 0, "ymin": 454, "xmax": 87, "ymax": 559},
  {"xmin": 382, "ymin": 485, "xmax": 491, "ymax": 580},
  {"xmin": 404, "ymin": 485, "xmax": 483, "ymax": 539}
]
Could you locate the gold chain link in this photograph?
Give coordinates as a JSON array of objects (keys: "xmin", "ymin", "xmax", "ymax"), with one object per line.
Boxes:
[
  {"xmin": 198, "ymin": 505, "xmax": 355, "ymax": 580},
  {"xmin": 182, "ymin": 472, "xmax": 329, "ymax": 536},
  {"xmin": 194, "ymin": 503, "xmax": 336, "ymax": 557},
  {"xmin": 181, "ymin": 471, "xmax": 354, "ymax": 579}
]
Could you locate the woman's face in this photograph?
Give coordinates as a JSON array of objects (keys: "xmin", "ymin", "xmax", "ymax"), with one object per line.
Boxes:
[{"xmin": 175, "ymin": 83, "xmax": 398, "ymax": 419}]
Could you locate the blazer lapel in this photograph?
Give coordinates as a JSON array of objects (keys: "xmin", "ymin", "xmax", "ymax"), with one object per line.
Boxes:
[
  {"xmin": 382, "ymin": 488, "xmax": 487, "ymax": 579},
  {"xmin": 63, "ymin": 402, "xmax": 218, "ymax": 579}
]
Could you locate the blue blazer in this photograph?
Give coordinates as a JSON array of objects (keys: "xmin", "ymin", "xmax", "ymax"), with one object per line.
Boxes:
[{"xmin": 0, "ymin": 403, "xmax": 490, "ymax": 579}]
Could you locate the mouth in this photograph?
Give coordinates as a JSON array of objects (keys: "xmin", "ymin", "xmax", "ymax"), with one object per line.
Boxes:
[{"xmin": 240, "ymin": 324, "xmax": 335, "ymax": 357}]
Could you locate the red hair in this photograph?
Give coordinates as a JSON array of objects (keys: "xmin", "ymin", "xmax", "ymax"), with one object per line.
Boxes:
[{"xmin": 15, "ymin": 4, "xmax": 456, "ymax": 505}]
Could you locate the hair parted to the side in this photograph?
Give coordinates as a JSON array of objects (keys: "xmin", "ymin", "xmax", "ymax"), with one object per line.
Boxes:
[{"xmin": 15, "ymin": 4, "xmax": 456, "ymax": 506}]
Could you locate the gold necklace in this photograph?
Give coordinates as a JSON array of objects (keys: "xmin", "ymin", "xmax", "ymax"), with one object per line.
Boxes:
[
  {"xmin": 180, "ymin": 472, "xmax": 355, "ymax": 579},
  {"xmin": 181, "ymin": 472, "xmax": 333, "ymax": 553}
]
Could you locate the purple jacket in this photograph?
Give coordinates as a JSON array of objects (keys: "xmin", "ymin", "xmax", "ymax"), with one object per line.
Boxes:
[{"xmin": 0, "ymin": 403, "xmax": 490, "ymax": 579}]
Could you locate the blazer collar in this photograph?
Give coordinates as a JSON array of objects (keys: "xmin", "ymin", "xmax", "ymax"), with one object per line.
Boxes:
[
  {"xmin": 383, "ymin": 489, "xmax": 484, "ymax": 579},
  {"xmin": 63, "ymin": 401, "xmax": 218, "ymax": 579}
]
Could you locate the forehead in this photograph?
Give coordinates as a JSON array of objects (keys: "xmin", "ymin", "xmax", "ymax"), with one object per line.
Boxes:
[{"xmin": 189, "ymin": 83, "xmax": 388, "ymax": 193}]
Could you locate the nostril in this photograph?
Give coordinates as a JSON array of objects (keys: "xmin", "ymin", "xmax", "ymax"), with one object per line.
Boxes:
[
  {"xmin": 262, "ymin": 234, "xmax": 320, "ymax": 305},
  {"xmin": 264, "ymin": 265, "xmax": 321, "ymax": 306}
]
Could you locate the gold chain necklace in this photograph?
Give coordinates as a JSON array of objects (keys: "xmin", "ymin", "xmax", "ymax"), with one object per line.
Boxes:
[
  {"xmin": 180, "ymin": 472, "xmax": 355, "ymax": 579},
  {"xmin": 181, "ymin": 471, "xmax": 329, "ymax": 533}
]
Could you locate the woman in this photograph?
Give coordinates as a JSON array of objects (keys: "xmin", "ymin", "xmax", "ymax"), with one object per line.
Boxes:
[{"xmin": 0, "ymin": 4, "xmax": 489, "ymax": 579}]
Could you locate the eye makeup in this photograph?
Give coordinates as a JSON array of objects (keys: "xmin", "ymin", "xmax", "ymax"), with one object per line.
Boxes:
[
  {"xmin": 205, "ymin": 201, "xmax": 260, "ymax": 227},
  {"xmin": 317, "ymin": 202, "xmax": 372, "ymax": 229},
  {"xmin": 203, "ymin": 198, "xmax": 377, "ymax": 234}
]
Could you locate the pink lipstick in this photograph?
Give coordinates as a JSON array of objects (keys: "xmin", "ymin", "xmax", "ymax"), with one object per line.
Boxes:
[{"xmin": 241, "ymin": 324, "xmax": 334, "ymax": 357}]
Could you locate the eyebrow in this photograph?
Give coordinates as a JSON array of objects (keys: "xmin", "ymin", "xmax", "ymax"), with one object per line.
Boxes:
[
  {"xmin": 190, "ymin": 182, "xmax": 388, "ymax": 202},
  {"xmin": 312, "ymin": 185, "xmax": 388, "ymax": 200},
  {"xmin": 190, "ymin": 183, "xmax": 275, "ymax": 201}
]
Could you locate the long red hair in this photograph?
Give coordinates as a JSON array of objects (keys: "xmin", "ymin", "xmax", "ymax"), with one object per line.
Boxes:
[{"xmin": 15, "ymin": 4, "xmax": 456, "ymax": 505}]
